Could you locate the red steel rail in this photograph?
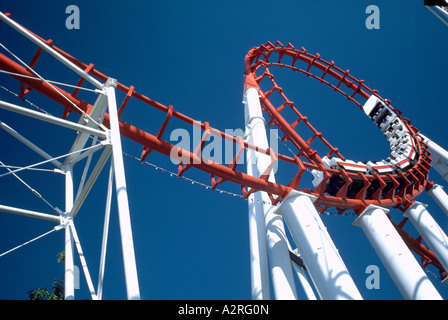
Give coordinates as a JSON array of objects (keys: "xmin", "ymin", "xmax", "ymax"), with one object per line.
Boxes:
[{"xmin": 0, "ymin": 15, "xmax": 444, "ymax": 278}]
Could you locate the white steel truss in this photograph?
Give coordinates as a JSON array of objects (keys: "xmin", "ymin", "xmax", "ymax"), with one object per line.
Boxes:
[
  {"xmin": 0, "ymin": 11, "xmax": 141, "ymax": 299},
  {"xmin": 0, "ymin": 22, "xmax": 141, "ymax": 298},
  {"xmin": 0, "ymin": 83, "xmax": 140, "ymax": 300}
]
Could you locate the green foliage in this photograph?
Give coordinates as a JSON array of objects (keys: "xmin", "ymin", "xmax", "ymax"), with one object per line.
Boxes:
[
  {"xmin": 57, "ymin": 250, "xmax": 65, "ymax": 264},
  {"xmin": 28, "ymin": 280, "xmax": 64, "ymax": 300},
  {"xmin": 27, "ymin": 251, "xmax": 65, "ymax": 300}
]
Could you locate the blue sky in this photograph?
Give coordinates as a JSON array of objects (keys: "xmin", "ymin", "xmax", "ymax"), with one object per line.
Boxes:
[{"xmin": 0, "ymin": 0, "xmax": 448, "ymax": 300}]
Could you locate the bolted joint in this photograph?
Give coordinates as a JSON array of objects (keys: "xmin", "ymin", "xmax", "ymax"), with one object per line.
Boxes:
[
  {"xmin": 60, "ymin": 214, "xmax": 73, "ymax": 228},
  {"xmin": 105, "ymin": 77, "xmax": 117, "ymax": 88}
]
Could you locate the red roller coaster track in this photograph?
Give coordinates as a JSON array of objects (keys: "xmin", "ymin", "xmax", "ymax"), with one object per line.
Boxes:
[{"xmin": 0, "ymin": 13, "xmax": 445, "ymax": 279}]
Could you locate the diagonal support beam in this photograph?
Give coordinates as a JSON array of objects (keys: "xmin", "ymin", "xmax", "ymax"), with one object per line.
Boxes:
[
  {"xmin": 69, "ymin": 220, "xmax": 98, "ymax": 300},
  {"xmin": 97, "ymin": 165, "xmax": 114, "ymax": 300},
  {"xmin": 69, "ymin": 145, "xmax": 112, "ymax": 218},
  {"xmin": 64, "ymin": 92, "xmax": 109, "ymax": 165}
]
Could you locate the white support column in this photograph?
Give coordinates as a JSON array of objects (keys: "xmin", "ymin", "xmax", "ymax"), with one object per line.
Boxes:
[
  {"xmin": 245, "ymin": 98, "xmax": 270, "ymax": 300},
  {"xmin": 275, "ymin": 190, "xmax": 362, "ymax": 300},
  {"xmin": 64, "ymin": 164, "xmax": 75, "ymax": 300},
  {"xmin": 353, "ymin": 205, "xmax": 442, "ymax": 300},
  {"xmin": 246, "ymin": 191, "xmax": 270, "ymax": 300},
  {"xmin": 422, "ymin": 134, "xmax": 448, "ymax": 165},
  {"xmin": 291, "ymin": 263, "xmax": 317, "ymax": 300},
  {"xmin": 290, "ymin": 249, "xmax": 317, "ymax": 300},
  {"xmin": 104, "ymin": 79, "xmax": 140, "ymax": 300},
  {"xmin": 427, "ymin": 184, "xmax": 448, "ymax": 217},
  {"xmin": 404, "ymin": 202, "xmax": 448, "ymax": 277},
  {"xmin": 246, "ymin": 186, "xmax": 270, "ymax": 298},
  {"xmin": 264, "ymin": 204, "xmax": 298, "ymax": 300},
  {"xmin": 421, "ymin": 134, "xmax": 448, "ymax": 182},
  {"xmin": 64, "ymin": 224, "xmax": 75, "ymax": 300},
  {"xmin": 244, "ymin": 86, "xmax": 297, "ymax": 300}
]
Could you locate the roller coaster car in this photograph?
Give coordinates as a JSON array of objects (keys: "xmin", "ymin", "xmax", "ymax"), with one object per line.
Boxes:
[
  {"xmin": 311, "ymin": 96, "xmax": 420, "ymax": 198},
  {"xmin": 363, "ymin": 96, "xmax": 418, "ymax": 173}
]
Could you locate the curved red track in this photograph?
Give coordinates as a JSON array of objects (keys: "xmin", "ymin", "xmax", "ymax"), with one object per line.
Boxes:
[{"xmin": 244, "ymin": 41, "xmax": 432, "ymax": 213}]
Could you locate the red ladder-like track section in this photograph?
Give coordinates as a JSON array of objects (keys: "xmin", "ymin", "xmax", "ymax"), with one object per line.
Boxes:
[{"xmin": 0, "ymin": 14, "xmax": 445, "ymax": 279}]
